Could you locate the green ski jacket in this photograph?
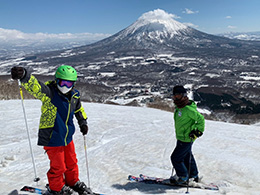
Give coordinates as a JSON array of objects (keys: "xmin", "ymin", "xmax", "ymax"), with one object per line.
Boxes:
[{"xmin": 174, "ymin": 100, "xmax": 205, "ymax": 142}]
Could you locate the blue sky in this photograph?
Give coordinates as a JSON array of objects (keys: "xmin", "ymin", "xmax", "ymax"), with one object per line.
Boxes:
[{"xmin": 1, "ymin": 0, "xmax": 260, "ymax": 35}]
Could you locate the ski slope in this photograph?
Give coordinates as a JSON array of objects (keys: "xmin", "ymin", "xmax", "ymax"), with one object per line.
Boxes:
[{"xmin": 0, "ymin": 100, "xmax": 260, "ymax": 195}]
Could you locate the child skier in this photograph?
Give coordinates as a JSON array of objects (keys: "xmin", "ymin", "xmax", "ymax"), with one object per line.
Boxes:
[
  {"xmin": 170, "ymin": 85, "xmax": 205, "ymax": 185},
  {"xmin": 11, "ymin": 65, "xmax": 90, "ymax": 195}
]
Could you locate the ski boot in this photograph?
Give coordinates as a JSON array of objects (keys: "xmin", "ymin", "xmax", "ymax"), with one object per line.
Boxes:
[
  {"xmin": 72, "ymin": 181, "xmax": 93, "ymax": 195},
  {"xmin": 189, "ymin": 175, "xmax": 201, "ymax": 183},
  {"xmin": 170, "ymin": 175, "xmax": 188, "ymax": 185},
  {"xmin": 44, "ymin": 184, "xmax": 73, "ymax": 195}
]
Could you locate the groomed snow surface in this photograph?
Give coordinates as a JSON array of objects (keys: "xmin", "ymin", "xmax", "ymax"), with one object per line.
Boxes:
[{"xmin": 0, "ymin": 100, "xmax": 260, "ymax": 195}]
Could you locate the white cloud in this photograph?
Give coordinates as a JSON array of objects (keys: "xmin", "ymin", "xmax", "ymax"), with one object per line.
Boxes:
[
  {"xmin": 184, "ymin": 22, "xmax": 199, "ymax": 28},
  {"xmin": 228, "ymin": 25, "xmax": 237, "ymax": 29},
  {"xmin": 226, "ymin": 16, "xmax": 232, "ymax": 19},
  {"xmin": 183, "ymin": 8, "xmax": 199, "ymax": 14},
  {"xmin": 0, "ymin": 28, "xmax": 110, "ymax": 42},
  {"xmin": 139, "ymin": 9, "xmax": 181, "ymax": 21}
]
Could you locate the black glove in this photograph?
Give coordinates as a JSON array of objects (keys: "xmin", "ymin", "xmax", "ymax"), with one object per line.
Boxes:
[
  {"xmin": 189, "ymin": 129, "xmax": 203, "ymax": 139},
  {"xmin": 80, "ymin": 124, "xmax": 88, "ymax": 135},
  {"xmin": 11, "ymin": 66, "xmax": 25, "ymax": 80}
]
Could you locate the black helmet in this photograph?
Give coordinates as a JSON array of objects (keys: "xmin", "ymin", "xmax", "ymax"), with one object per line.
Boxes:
[{"xmin": 173, "ymin": 85, "xmax": 187, "ymax": 95}]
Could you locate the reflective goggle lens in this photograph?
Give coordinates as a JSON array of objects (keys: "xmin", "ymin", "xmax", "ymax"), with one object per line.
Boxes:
[{"xmin": 58, "ymin": 79, "xmax": 74, "ymax": 88}]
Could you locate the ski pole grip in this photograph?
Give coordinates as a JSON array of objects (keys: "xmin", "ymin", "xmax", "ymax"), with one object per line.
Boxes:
[{"xmin": 18, "ymin": 79, "xmax": 24, "ymax": 100}]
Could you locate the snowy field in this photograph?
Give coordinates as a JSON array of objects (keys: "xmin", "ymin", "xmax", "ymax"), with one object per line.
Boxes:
[{"xmin": 0, "ymin": 100, "xmax": 260, "ymax": 195}]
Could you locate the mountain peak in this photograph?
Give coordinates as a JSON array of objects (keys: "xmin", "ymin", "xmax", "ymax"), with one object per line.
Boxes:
[{"xmin": 127, "ymin": 9, "xmax": 188, "ymax": 35}]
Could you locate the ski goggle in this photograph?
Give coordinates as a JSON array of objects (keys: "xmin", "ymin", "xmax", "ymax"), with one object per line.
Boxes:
[{"xmin": 57, "ymin": 79, "xmax": 74, "ymax": 88}]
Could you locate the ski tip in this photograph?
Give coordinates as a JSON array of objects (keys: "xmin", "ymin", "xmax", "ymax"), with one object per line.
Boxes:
[{"xmin": 20, "ymin": 186, "xmax": 29, "ymax": 191}]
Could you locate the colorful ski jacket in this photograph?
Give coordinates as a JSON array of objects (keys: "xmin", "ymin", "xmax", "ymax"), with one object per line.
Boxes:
[
  {"xmin": 174, "ymin": 100, "xmax": 205, "ymax": 142},
  {"xmin": 20, "ymin": 70, "xmax": 87, "ymax": 147}
]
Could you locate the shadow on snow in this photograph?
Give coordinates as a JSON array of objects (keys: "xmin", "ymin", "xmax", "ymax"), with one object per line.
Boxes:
[{"xmin": 112, "ymin": 181, "xmax": 183, "ymax": 194}]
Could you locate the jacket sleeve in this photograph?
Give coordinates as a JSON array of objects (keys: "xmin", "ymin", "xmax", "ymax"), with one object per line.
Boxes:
[
  {"xmin": 20, "ymin": 69, "xmax": 53, "ymax": 100},
  {"xmin": 74, "ymin": 97, "xmax": 88, "ymax": 127},
  {"xmin": 188, "ymin": 107, "xmax": 205, "ymax": 133}
]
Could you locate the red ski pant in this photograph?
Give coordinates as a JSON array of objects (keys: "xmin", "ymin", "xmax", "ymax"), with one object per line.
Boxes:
[{"xmin": 44, "ymin": 141, "xmax": 79, "ymax": 192}]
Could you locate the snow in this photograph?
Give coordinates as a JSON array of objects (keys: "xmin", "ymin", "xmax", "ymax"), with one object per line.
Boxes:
[
  {"xmin": 98, "ymin": 72, "xmax": 115, "ymax": 77},
  {"xmin": 1, "ymin": 100, "xmax": 260, "ymax": 195},
  {"xmin": 205, "ymin": 73, "xmax": 220, "ymax": 78},
  {"xmin": 240, "ymin": 76, "xmax": 260, "ymax": 81}
]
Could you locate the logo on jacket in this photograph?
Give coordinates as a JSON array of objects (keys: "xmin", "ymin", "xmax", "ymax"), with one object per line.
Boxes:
[{"xmin": 178, "ymin": 111, "xmax": 182, "ymax": 117}]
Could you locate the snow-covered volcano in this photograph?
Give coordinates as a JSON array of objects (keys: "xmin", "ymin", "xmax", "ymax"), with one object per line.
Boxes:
[
  {"xmin": 92, "ymin": 9, "xmax": 194, "ymax": 51},
  {"xmin": 75, "ymin": 9, "xmax": 246, "ymax": 54}
]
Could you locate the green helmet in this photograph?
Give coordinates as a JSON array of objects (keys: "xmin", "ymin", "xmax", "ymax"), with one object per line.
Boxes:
[{"xmin": 55, "ymin": 65, "xmax": 77, "ymax": 81}]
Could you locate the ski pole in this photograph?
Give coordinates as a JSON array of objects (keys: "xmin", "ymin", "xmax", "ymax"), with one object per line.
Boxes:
[
  {"xmin": 185, "ymin": 143, "xmax": 193, "ymax": 194},
  {"xmin": 171, "ymin": 167, "xmax": 174, "ymax": 177},
  {"xmin": 83, "ymin": 135, "xmax": 91, "ymax": 188},
  {"xmin": 18, "ymin": 79, "xmax": 40, "ymax": 183}
]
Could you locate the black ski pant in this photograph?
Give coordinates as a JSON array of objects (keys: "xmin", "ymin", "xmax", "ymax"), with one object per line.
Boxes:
[{"xmin": 170, "ymin": 140, "xmax": 198, "ymax": 178}]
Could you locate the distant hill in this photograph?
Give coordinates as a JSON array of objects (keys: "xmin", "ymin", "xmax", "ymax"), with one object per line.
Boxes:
[
  {"xmin": 219, "ymin": 31, "xmax": 260, "ymax": 41},
  {"xmin": 0, "ymin": 28, "xmax": 110, "ymax": 58}
]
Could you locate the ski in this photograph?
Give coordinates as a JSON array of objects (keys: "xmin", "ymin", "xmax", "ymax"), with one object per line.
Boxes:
[
  {"xmin": 20, "ymin": 186, "xmax": 46, "ymax": 194},
  {"xmin": 128, "ymin": 174, "xmax": 219, "ymax": 191},
  {"xmin": 20, "ymin": 185, "xmax": 104, "ymax": 195}
]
